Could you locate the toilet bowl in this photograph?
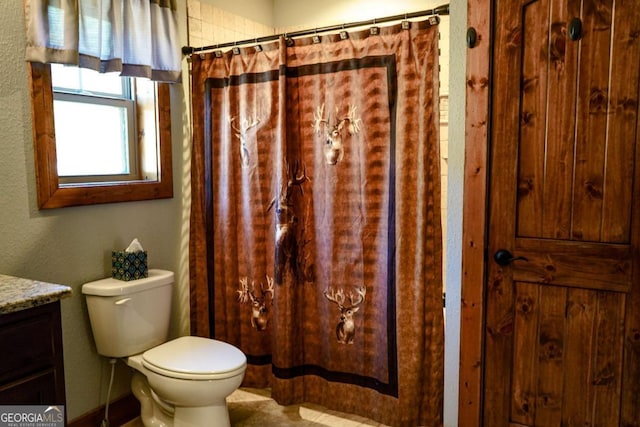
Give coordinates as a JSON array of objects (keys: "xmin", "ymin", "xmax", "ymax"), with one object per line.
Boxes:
[
  {"xmin": 82, "ymin": 270, "xmax": 247, "ymax": 427},
  {"xmin": 128, "ymin": 337, "xmax": 246, "ymax": 426}
]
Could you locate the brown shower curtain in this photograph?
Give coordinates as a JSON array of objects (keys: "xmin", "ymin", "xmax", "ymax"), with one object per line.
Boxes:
[{"xmin": 190, "ymin": 18, "xmax": 443, "ymax": 426}]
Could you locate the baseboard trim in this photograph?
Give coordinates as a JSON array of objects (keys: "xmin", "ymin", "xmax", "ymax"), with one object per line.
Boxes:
[{"xmin": 68, "ymin": 393, "xmax": 140, "ymax": 427}]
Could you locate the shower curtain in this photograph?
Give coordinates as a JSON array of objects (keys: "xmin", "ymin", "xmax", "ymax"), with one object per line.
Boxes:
[{"xmin": 190, "ymin": 18, "xmax": 443, "ymax": 426}]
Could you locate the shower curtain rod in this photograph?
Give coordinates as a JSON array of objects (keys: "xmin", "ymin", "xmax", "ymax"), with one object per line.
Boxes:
[{"xmin": 182, "ymin": 3, "xmax": 450, "ymax": 56}]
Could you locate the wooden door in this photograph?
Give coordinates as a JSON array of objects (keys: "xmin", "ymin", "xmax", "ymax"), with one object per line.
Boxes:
[{"xmin": 485, "ymin": 0, "xmax": 640, "ymax": 425}]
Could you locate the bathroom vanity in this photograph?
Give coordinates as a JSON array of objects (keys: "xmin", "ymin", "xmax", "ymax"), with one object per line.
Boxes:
[{"xmin": 0, "ymin": 275, "xmax": 71, "ymax": 405}]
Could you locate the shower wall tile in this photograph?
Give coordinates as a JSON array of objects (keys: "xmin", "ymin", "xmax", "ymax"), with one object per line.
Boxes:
[
  {"xmin": 201, "ymin": 3, "xmax": 214, "ymax": 25},
  {"xmin": 189, "ymin": 18, "xmax": 202, "ymax": 39},
  {"xmin": 187, "ymin": 0, "xmax": 200, "ymax": 19},
  {"xmin": 190, "ymin": 35, "xmax": 204, "ymax": 50},
  {"xmin": 440, "ymin": 126, "xmax": 449, "ymax": 158},
  {"xmin": 438, "ymin": 16, "xmax": 450, "ymax": 96},
  {"xmin": 187, "ymin": 1, "xmax": 276, "ymax": 48},
  {"xmin": 213, "ymin": 7, "xmax": 224, "ymax": 28},
  {"xmin": 201, "ymin": 22, "xmax": 213, "ymax": 42}
]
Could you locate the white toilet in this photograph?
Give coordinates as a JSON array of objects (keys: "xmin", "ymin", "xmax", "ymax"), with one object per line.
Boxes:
[{"xmin": 82, "ymin": 269, "xmax": 246, "ymax": 427}]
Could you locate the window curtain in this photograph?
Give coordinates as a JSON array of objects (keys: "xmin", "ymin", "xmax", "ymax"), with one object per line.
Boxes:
[
  {"xmin": 190, "ymin": 18, "xmax": 444, "ymax": 426},
  {"xmin": 24, "ymin": 0, "xmax": 181, "ymax": 82}
]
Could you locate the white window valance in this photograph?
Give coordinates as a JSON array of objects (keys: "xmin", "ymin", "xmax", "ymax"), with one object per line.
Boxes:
[{"xmin": 25, "ymin": 0, "xmax": 181, "ymax": 82}]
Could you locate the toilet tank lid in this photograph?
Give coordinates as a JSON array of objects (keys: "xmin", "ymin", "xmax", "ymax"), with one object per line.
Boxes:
[{"xmin": 82, "ymin": 269, "xmax": 174, "ymax": 296}]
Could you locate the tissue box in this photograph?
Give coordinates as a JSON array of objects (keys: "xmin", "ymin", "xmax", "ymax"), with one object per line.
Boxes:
[{"xmin": 112, "ymin": 250, "xmax": 148, "ymax": 281}]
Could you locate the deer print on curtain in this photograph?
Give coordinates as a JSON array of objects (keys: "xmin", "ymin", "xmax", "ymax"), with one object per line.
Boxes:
[
  {"xmin": 229, "ymin": 114, "xmax": 262, "ymax": 168},
  {"xmin": 190, "ymin": 18, "xmax": 444, "ymax": 427},
  {"xmin": 237, "ymin": 276, "xmax": 274, "ymax": 331},
  {"xmin": 313, "ymin": 103, "xmax": 363, "ymax": 165},
  {"xmin": 324, "ymin": 285, "xmax": 367, "ymax": 344}
]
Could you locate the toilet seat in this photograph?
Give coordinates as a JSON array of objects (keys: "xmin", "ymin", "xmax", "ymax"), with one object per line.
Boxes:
[{"xmin": 142, "ymin": 336, "xmax": 246, "ymax": 381}]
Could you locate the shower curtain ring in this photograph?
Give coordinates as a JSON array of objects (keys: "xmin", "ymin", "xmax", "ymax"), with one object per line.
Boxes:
[
  {"xmin": 285, "ymin": 33, "xmax": 294, "ymax": 47},
  {"xmin": 402, "ymin": 13, "xmax": 411, "ymax": 30},
  {"xmin": 370, "ymin": 18, "xmax": 379, "ymax": 35},
  {"xmin": 340, "ymin": 23, "xmax": 349, "ymax": 40}
]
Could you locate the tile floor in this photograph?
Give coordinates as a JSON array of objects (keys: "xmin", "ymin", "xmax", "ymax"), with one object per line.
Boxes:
[{"xmin": 120, "ymin": 387, "xmax": 388, "ymax": 426}]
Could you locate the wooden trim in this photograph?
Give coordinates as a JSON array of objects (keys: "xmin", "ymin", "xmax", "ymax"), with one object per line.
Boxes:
[
  {"xmin": 513, "ymin": 239, "xmax": 632, "ymax": 292},
  {"xmin": 459, "ymin": 0, "xmax": 492, "ymax": 426},
  {"xmin": 621, "ymin": 24, "xmax": 640, "ymax": 422},
  {"xmin": 28, "ymin": 63, "xmax": 174, "ymax": 209},
  {"xmin": 28, "ymin": 62, "xmax": 59, "ymax": 205},
  {"xmin": 68, "ymin": 393, "xmax": 140, "ymax": 427}
]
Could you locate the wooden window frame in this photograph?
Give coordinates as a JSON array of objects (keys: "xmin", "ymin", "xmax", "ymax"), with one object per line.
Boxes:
[{"xmin": 28, "ymin": 62, "xmax": 173, "ymax": 209}]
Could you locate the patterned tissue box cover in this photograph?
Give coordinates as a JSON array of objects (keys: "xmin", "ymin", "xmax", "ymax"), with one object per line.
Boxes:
[{"xmin": 112, "ymin": 250, "xmax": 148, "ymax": 281}]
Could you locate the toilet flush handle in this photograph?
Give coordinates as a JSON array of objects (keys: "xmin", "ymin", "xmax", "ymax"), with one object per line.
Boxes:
[{"xmin": 115, "ymin": 297, "xmax": 132, "ymax": 306}]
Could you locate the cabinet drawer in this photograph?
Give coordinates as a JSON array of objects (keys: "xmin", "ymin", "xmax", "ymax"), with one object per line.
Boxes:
[
  {"xmin": 0, "ymin": 369, "xmax": 58, "ymax": 404},
  {"xmin": 0, "ymin": 305, "xmax": 58, "ymax": 384}
]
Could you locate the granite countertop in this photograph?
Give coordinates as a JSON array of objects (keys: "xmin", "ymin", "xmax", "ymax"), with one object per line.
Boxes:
[{"xmin": 0, "ymin": 274, "xmax": 72, "ymax": 315}]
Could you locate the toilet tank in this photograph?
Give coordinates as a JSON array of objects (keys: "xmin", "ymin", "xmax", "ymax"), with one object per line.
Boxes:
[{"xmin": 82, "ymin": 269, "xmax": 174, "ymax": 358}]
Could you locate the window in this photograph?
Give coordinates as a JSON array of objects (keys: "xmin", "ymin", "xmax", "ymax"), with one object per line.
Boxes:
[
  {"xmin": 29, "ymin": 62, "xmax": 173, "ymax": 209},
  {"xmin": 51, "ymin": 64, "xmax": 138, "ymax": 183}
]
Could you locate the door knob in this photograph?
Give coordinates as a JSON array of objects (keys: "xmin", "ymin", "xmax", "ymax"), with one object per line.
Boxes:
[{"xmin": 494, "ymin": 249, "xmax": 529, "ymax": 266}]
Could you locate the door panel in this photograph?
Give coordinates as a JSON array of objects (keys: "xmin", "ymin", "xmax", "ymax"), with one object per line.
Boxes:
[
  {"xmin": 485, "ymin": 0, "xmax": 640, "ymax": 425},
  {"xmin": 517, "ymin": 0, "xmax": 550, "ymax": 239},
  {"xmin": 509, "ymin": 284, "xmax": 625, "ymax": 425},
  {"xmin": 516, "ymin": 0, "xmax": 640, "ymax": 244},
  {"xmin": 541, "ymin": 0, "xmax": 581, "ymax": 241},
  {"xmin": 570, "ymin": 0, "xmax": 613, "ymax": 242}
]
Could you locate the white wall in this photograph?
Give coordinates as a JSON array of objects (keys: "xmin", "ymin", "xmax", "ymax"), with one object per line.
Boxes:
[
  {"xmin": 445, "ymin": 1, "xmax": 466, "ymax": 426},
  {"xmin": 0, "ymin": 2, "xmax": 190, "ymax": 421}
]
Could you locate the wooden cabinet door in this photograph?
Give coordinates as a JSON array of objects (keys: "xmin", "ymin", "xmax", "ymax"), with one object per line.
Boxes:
[{"xmin": 485, "ymin": 0, "xmax": 640, "ymax": 425}]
